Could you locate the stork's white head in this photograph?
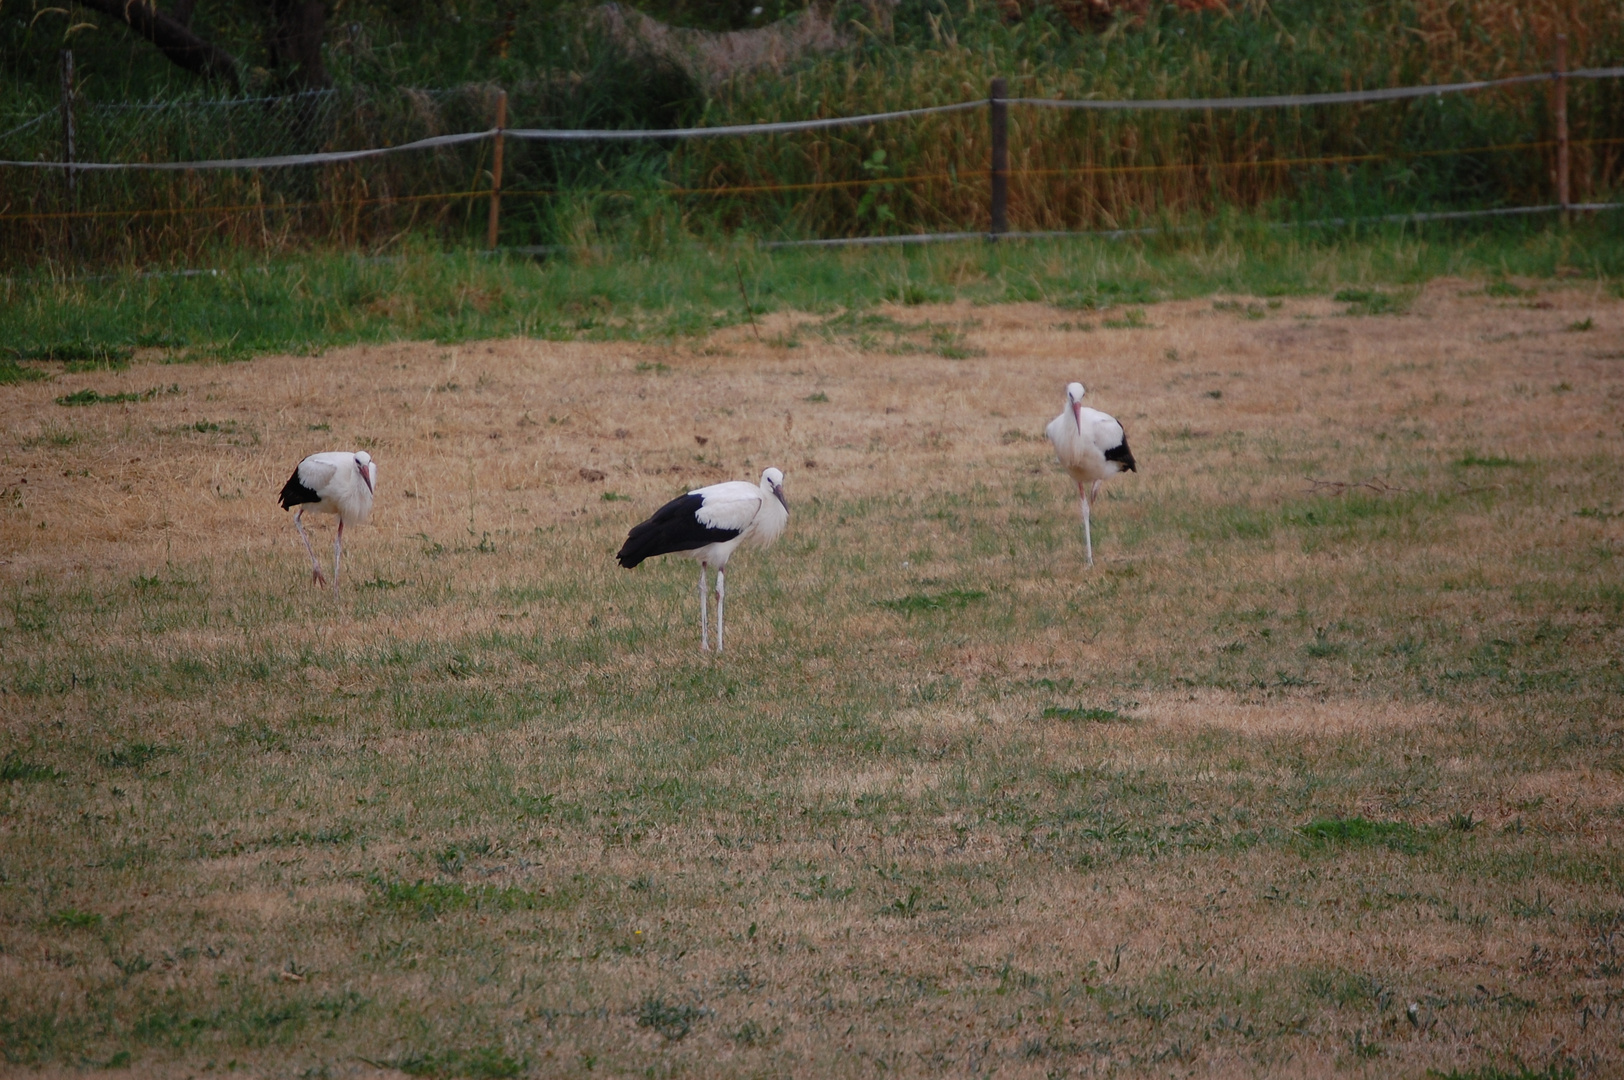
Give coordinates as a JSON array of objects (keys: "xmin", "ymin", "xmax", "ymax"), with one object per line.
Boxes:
[
  {"xmin": 354, "ymin": 450, "xmax": 376, "ymax": 494},
  {"xmin": 1066, "ymin": 382, "xmax": 1087, "ymax": 429},
  {"xmin": 761, "ymin": 466, "xmax": 787, "ymax": 511}
]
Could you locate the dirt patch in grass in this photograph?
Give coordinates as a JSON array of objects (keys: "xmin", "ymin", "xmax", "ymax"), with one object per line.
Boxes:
[{"xmin": 1141, "ymin": 689, "xmax": 1441, "ymax": 736}]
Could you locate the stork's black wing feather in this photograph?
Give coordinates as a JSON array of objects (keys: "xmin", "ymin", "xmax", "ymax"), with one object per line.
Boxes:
[
  {"xmin": 617, "ymin": 493, "xmax": 740, "ymax": 568},
  {"xmin": 278, "ymin": 468, "xmax": 321, "ymax": 510},
  {"xmin": 1104, "ymin": 434, "xmax": 1137, "ymax": 472}
]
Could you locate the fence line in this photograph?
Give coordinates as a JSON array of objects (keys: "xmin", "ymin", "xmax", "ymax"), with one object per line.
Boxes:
[
  {"xmin": 759, "ymin": 202, "xmax": 1624, "ymax": 249},
  {"xmin": 4, "ymin": 67, "xmax": 1620, "ymax": 172},
  {"xmin": 8, "ymin": 135, "xmax": 1620, "ymax": 223},
  {"xmin": 1009, "ymin": 66, "xmax": 1624, "ymax": 111},
  {"xmin": 0, "ymin": 129, "xmax": 493, "ymax": 171}
]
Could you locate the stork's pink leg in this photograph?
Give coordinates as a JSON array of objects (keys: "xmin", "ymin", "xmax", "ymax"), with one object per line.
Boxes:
[
  {"xmin": 698, "ymin": 561, "xmax": 710, "ymax": 652},
  {"xmin": 716, "ymin": 568, "xmax": 726, "ymax": 654},
  {"xmin": 294, "ymin": 508, "xmax": 327, "ymax": 586},
  {"xmin": 332, "ymin": 520, "xmax": 345, "ymax": 590},
  {"xmin": 1078, "ymin": 483, "xmax": 1094, "ymax": 567}
]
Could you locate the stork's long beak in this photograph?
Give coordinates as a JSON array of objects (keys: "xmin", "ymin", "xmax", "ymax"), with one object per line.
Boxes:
[
  {"xmin": 1072, "ymin": 401, "xmax": 1083, "ymax": 431},
  {"xmin": 772, "ymin": 483, "xmax": 787, "ymax": 512},
  {"xmin": 360, "ymin": 463, "xmax": 375, "ymax": 493}
]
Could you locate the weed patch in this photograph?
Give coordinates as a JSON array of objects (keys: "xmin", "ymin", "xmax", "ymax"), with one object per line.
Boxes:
[
  {"xmin": 877, "ymin": 589, "xmax": 986, "ymax": 614},
  {"xmin": 385, "ymin": 1046, "xmax": 525, "ymax": 1079},
  {"xmin": 1301, "ymin": 818, "xmax": 1426, "ymax": 855},
  {"xmin": 636, "ymin": 996, "xmax": 701, "ymax": 1041},
  {"xmin": 1335, "ymin": 288, "xmax": 1409, "ymax": 315},
  {"xmin": 97, "ymin": 743, "xmax": 175, "ymax": 769},
  {"xmin": 1041, "ymin": 706, "xmax": 1125, "ymax": 723},
  {"xmin": 1, "ymin": 756, "xmax": 60, "ymax": 781}
]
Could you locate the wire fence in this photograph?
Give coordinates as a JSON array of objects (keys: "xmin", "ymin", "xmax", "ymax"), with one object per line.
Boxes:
[{"xmin": 2, "ymin": 57, "xmax": 1621, "ymax": 264}]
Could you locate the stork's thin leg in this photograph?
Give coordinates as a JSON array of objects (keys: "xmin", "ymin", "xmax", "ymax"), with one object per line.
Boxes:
[
  {"xmin": 333, "ymin": 520, "xmax": 345, "ymax": 590},
  {"xmin": 294, "ymin": 508, "xmax": 326, "ymax": 586},
  {"xmin": 698, "ymin": 562, "xmax": 710, "ymax": 652},
  {"xmin": 1079, "ymin": 484, "xmax": 1094, "ymax": 567},
  {"xmin": 1090, "ymin": 479, "xmax": 1102, "ymax": 505},
  {"xmin": 716, "ymin": 568, "xmax": 726, "ymax": 654}
]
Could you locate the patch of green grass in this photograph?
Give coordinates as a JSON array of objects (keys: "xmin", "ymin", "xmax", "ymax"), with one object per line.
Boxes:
[
  {"xmin": 3, "ymin": 224, "xmax": 1619, "ymax": 362},
  {"xmin": 636, "ymin": 996, "xmax": 702, "ymax": 1041},
  {"xmin": 97, "ymin": 743, "xmax": 175, "ymax": 769},
  {"xmin": 1040, "ymin": 706, "xmax": 1125, "ymax": 722},
  {"xmin": 56, "ymin": 388, "xmax": 140, "ymax": 406},
  {"xmin": 48, "ymin": 908, "xmax": 103, "ymax": 929},
  {"xmin": 382, "ymin": 1046, "xmax": 526, "ymax": 1079},
  {"xmin": 1567, "ymin": 318, "xmax": 1594, "ymax": 332},
  {"xmin": 877, "ymin": 589, "xmax": 986, "ymax": 614},
  {"xmin": 1335, "ymin": 287, "xmax": 1409, "ymax": 315},
  {"xmin": 373, "ymin": 878, "xmax": 546, "ymax": 914},
  {"xmin": 1, "ymin": 755, "xmax": 60, "ymax": 781},
  {"xmin": 20, "ymin": 342, "xmax": 134, "ymax": 368},
  {"xmin": 0, "ymin": 359, "xmax": 49, "ymax": 384},
  {"xmin": 1300, "ymin": 817, "xmax": 1426, "ymax": 855},
  {"xmin": 55, "ymin": 385, "xmax": 180, "ymax": 406}
]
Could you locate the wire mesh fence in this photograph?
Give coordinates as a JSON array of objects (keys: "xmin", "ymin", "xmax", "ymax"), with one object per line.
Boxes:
[
  {"xmin": 2, "ymin": 64, "xmax": 1621, "ymax": 267},
  {"xmin": 1, "ymin": 85, "xmax": 509, "ymax": 263}
]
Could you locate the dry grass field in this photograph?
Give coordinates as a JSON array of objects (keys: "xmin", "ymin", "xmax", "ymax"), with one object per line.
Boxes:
[{"xmin": 2, "ymin": 280, "xmax": 1623, "ymax": 1078}]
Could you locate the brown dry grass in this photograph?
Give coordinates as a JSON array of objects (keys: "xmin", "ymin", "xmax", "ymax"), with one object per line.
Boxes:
[{"xmin": 2, "ymin": 281, "xmax": 1623, "ymax": 1078}]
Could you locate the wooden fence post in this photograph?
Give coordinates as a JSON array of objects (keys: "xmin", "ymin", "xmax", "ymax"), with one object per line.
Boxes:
[
  {"xmin": 60, "ymin": 49, "xmax": 76, "ymax": 256},
  {"xmin": 1553, "ymin": 34, "xmax": 1569, "ymax": 223},
  {"xmin": 989, "ymin": 77, "xmax": 1008, "ymax": 237},
  {"xmin": 487, "ymin": 88, "xmax": 507, "ymax": 250}
]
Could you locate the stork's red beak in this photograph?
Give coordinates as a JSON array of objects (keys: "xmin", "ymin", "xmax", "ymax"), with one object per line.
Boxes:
[
  {"xmin": 1072, "ymin": 401, "xmax": 1083, "ymax": 430},
  {"xmin": 772, "ymin": 483, "xmax": 787, "ymax": 511},
  {"xmin": 360, "ymin": 463, "xmax": 374, "ymax": 493}
]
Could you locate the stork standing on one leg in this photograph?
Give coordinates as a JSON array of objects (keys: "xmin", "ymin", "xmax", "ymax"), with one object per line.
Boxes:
[
  {"xmin": 616, "ymin": 467, "xmax": 788, "ymax": 652},
  {"xmin": 277, "ymin": 451, "xmax": 377, "ymax": 588},
  {"xmin": 1045, "ymin": 382, "xmax": 1136, "ymax": 565}
]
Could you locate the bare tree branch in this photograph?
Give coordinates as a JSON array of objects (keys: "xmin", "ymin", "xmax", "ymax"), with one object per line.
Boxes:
[{"xmin": 76, "ymin": 0, "xmax": 240, "ymax": 91}]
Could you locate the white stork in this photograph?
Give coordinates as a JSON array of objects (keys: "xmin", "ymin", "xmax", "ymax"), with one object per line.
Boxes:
[
  {"xmin": 616, "ymin": 467, "xmax": 788, "ymax": 652},
  {"xmin": 277, "ymin": 450, "xmax": 377, "ymax": 588},
  {"xmin": 1045, "ymin": 382, "xmax": 1136, "ymax": 565}
]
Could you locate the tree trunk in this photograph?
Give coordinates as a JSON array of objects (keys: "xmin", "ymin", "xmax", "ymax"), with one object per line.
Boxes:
[
  {"xmin": 267, "ymin": 0, "xmax": 330, "ymax": 90},
  {"xmin": 76, "ymin": 0, "xmax": 240, "ymax": 90}
]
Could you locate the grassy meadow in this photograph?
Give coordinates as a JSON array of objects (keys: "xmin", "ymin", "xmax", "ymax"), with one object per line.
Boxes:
[{"xmin": 2, "ymin": 234, "xmax": 1624, "ymax": 1078}]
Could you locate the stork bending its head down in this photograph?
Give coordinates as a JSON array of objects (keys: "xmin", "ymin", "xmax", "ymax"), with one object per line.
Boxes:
[
  {"xmin": 278, "ymin": 451, "xmax": 377, "ymax": 588},
  {"xmin": 616, "ymin": 467, "xmax": 789, "ymax": 652},
  {"xmin": 1045, "ymin": 382, "xmax": 1136, "ymax": 565}
]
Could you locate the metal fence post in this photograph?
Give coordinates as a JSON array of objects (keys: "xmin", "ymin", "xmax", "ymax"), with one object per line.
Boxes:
[
  {"xmin": 1553, "ymin": 34, "xmax": 1569, "ymax": 223},
  {"xmin": 60, "ymin": 49, "xmax": 76, "ymax": 256},
  {"xmin": 989, "ymin": 77, "xmax": 1008, "ymax": 237},
  {"xmin": 487, "ymin": 88, "xmax": 507, "ymax": 250}
]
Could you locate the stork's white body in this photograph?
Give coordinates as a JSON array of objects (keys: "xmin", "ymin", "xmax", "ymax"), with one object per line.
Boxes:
[
  {"xmin": 278, "ymin": 451, "xmax": 377, "ymax": 588},
  {"xmin": 1046, "ymin": 382, "xmax": 1136, "ymax": 565},
  {"xmin": 617, "ymin": 468, "xmax": 788, "ymax": 652}
]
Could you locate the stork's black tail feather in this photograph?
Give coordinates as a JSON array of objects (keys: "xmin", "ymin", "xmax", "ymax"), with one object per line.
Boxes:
[
  {"xmin": 278, "ymin": 469, "xmax": 320, "ymax": 510},
  {"xmin": 1105, "ymin": 435, "xmax": 1137, "ymax": 473}
]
